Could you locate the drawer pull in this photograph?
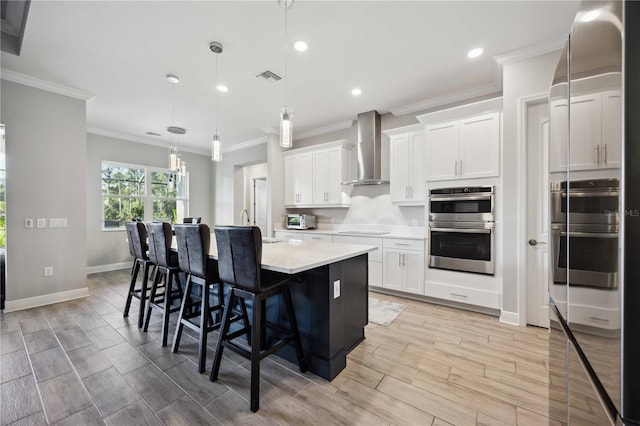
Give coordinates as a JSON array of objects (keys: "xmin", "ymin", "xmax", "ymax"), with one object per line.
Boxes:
[
  {"xmin": 450, "ymin": 293, "xmax": 468, "ymax": 298},
  {"xmin": 589, "ymin": 316, "xmax": 610, "ymax": 323},
  {"xmin": 394, "ymin": 243, "xmax": 410, "ymax": 246}
]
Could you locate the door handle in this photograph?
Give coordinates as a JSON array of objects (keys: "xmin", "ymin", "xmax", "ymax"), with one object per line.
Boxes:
[
  {"xmin": 459, "ymin": 160, "xmax": 462, "ymax": 175},
  {"xmin": 454, "ymin": 160, "xmax": 457, "ymax": 176},
  {"xmin": 596, "ymin": 145, "xmax": 600, "ymax": 165},
  {"xmin": 528, "ymin": 239, "xmax": 547, "ymax": 246},
  {"xmin": 603, "ymin": 144, "xmax": 607, "ymax": 164}
]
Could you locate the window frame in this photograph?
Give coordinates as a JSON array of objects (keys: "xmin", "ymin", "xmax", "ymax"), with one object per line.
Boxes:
[{"xmin": 101, "ymin": 160, "xmax": 189, "ymax": 231}]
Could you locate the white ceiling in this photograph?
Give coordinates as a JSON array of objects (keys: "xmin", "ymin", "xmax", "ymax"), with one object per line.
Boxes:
[{"xmin": 1, "ymin": 1, "xmax": 579, "ymax": 155}]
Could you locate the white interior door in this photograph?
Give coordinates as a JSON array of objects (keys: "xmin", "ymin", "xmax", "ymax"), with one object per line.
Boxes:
[
  {"xmin": 253, "ymin": 177, "xmax": 268, "ymax": 235},
  {"xmin": 526, "ymin": 101, "xmax": 550, "ymax": 328}
]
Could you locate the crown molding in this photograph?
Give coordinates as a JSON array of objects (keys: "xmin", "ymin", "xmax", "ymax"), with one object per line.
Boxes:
[
  {"xmin": 494, "ymin": 37, "xmax": 566, "ymax": 66},
  {"xmin": 1, "ymin": 69, "xmax": 94, "ymax": 100},
  {"xmin": 222, "ymin": 135, "xmax": 268, "ymax": 153},
  {"xmin": 389, "ymin": 81, "xmax": 501, "ymax": 117},
  {"xmin": 295, "ymin": 119, "xmax": 355, "ymax": 140},
  {"xmin": 86, "ymin": 127, "xmax": 210, "ymax": 156}
]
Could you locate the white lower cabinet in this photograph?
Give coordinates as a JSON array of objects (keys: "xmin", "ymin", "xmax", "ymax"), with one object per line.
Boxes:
[
  {"xmin": 303, "ymin": 233, "xmax": 333, "ymax": 242},
  {"xmin": 274, "ymin": 231, "xmax": 305, "ymax": 241},
  {"xmin": 333, "ymin": 235, "xmax": 383, "ymax": 288},
  {"xmin": 382, "ymin": 238, "xmax": 425, "ymax": 295},
  {"xmin": 424, "ymin": 281, "xmax": 500, "ymax": 309}
]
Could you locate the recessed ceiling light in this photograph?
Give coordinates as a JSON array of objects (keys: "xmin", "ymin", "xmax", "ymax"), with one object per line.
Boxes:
[
  {"xmin": 580, "ymin": 9, "xmax": 602, "ymax": 22},
  {"xmin": 166, "ymin": 74, "xmax": 180, "ymax": 84},
  {"xmin": 216, "ymin": 84, "xmax": 228, "ymax": 93},
  {"xmin": 351, "ymin": 88, "xmax": 362, "ymax": 96},
  {"xmin": 467, "ymin": 48, "xmax": 483, "ymax": 59},
  {"xmin": 294, "ymin": 41, "xmax": 308, "ymax": 52}
]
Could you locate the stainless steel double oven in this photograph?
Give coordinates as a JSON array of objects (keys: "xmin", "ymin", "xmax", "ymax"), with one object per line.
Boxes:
[
  {"xmin": 551, "ymin": 178, "xmax": 619, "ymax": 289},
  {"xmin": 428, "ymin": 186, "xmax": 495, "ymax": 275}
]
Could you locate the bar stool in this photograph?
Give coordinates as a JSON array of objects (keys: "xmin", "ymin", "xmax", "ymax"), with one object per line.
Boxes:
[
  {"xmin": 172, "ymin": 223, "xmax": 226, "ymax": 373},
  {"xmin": 143, "ymin": 221, "xmax": 183, "ymax": 346},
  {"xmin": 123, "ymin": 221, "xmax": 153, "ymax": 328},
  {"xmin": 210, "ymin": 226, "xmax": 306, "ymax": 412}
]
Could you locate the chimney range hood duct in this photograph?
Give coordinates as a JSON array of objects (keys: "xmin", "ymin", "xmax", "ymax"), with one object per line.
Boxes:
[{"xmin": 342, "ymin": 110, "xmax": 389, "ymax": 185}]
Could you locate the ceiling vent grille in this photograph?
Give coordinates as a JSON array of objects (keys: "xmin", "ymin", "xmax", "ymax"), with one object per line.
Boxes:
[{"xmin": 256, "ymin": 70, "xmax": 282, "ymax": 83}]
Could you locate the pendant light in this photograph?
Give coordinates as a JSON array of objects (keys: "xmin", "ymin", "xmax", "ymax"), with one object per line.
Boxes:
[
  {"xmin": 166, "ymin": 74, "xmax": 181, "ymax": 172},
  {"xmin": 279, "ymin": 0, "xmax": 294, "ymax": 148},
  {"xmin": 210, "ymin": 41, "xmax": 223, "ymax": 162}
]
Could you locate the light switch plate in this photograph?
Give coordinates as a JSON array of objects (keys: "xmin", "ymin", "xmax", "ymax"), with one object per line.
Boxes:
[
  {"xmin": 49, "ymin": 218, "xmax": 68, "ymax": 228},
  {"xmin": 24, "ymin": 218, "xmax": 34, "ymax": 229},
  {"xmin": 333, "ymin": 280, "xmax": 341, "ymax": 299},
  {"xmin": 37, "ymin": 218, "xmax": 47, "ymax": 228}
]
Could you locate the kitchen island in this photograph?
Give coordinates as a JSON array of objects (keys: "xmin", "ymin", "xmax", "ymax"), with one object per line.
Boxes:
[{"xmin": 176, "ymin": 237, "xmax": 377, "ymax": 380}]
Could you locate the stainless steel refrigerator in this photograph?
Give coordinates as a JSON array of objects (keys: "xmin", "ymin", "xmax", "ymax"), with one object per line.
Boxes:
[{"xmin": 548, "ymin": 1, "xmax": 639, "ymax": 424}]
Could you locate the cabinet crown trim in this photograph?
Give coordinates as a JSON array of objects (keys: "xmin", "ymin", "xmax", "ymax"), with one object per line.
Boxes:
[
  {"xmin": 417, "ymin": 97, "xmax": 503, "ymax": 125},
  {"xmin": 383, "ymin": 124, "xmax": 425, "ymax": 136},
  {"xmin": 282, "ymin": 139, "xmax": 354, "ymax": 156}
]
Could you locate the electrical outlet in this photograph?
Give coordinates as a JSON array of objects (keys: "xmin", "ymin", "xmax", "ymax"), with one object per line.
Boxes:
[
  {"xmin": 44, "ymin": 266, "xmax": 53, "ymax": 277},
  {"xmin": 333, "ymin": 280, "xmax": 341, "ymax": 299},
  {"xmin": 37, "ymin": 218, "xmax": 47, "ymax": 228},
  {"xmin": 24, "ymin": 218, "xmax": 34, "ymax": 229}
]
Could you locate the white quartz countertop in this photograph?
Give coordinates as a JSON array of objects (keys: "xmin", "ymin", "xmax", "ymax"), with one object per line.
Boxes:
[
  {"xmin": 173, "ymin": 236, "xmax": 377, "ymax": 275},
  {"xmin": 275, "ymin": 228, "xmax": 426, "ymax": 240}
]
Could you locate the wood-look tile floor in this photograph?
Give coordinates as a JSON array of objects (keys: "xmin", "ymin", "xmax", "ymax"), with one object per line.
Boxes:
[{"xmin": 0, "ymin": 270, "xmax": 555, "ymax": 425}]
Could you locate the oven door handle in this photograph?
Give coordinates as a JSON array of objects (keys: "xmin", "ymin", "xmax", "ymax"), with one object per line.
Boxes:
[
  {"xmin": 430, "ymin": 227, "xmax": 491, "ymax": 234},
  {"xmin": 429, "ymin": 196, "xmax": 492, "ymax": 202},
  {"xmin": 560, "ymin": 191, "xmax": 619, "ymax": 198},
  {"xmin": 560, "ymin": 231, "xmax": 618, "ymax": 238}
]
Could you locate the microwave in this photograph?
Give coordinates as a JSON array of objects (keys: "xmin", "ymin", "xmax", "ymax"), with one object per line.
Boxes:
[{"xmin": 286, "ymin": 214, "xmax": 316, "ymax": 230}]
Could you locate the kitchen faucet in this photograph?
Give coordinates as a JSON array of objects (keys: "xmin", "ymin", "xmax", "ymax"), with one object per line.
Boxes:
[{"xmin": 240, "ymin": 208, "xmax": 250, "ymax": 225}]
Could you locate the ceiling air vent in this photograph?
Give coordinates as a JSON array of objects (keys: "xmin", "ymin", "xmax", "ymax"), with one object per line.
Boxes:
[{"xmin": 256, "ymin": 70, "xmax": 282, "ymax": 83}]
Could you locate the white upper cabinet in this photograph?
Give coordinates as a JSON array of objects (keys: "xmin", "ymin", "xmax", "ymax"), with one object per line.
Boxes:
[
  {"xmin": 388, "ymin": 129, "xmax": 425, "ymax": 205},
  {"xmin": 550, "ymin": 90, "xmax": 621, "ymax": 172},
  {"xmin": 284, "ymin": 152, "xmax": 313, "ymax": 206},
  {"xmin": 601, "ymin": 90, "xmax": 622, "ymax": 169},
  {"xmin": 284, "ymin": 140, "xmax": 353, "ymax": 208},
  {"xmin": 425, "ymin": 112, "xmax": 500, "ymax": 181},
  {"xmin": 312, "ymin": 145, "xmax": 351, "ymax": 205}
]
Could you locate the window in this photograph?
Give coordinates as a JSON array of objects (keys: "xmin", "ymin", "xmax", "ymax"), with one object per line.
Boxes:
[{"xmin": 101, "ymin": 162, "xmax": 187, "ymax": 230}]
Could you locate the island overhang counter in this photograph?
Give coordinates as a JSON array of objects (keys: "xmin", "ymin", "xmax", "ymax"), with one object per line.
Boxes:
[{"xmin": 173, "ymin": 237, "xmax": 377, "ymax": 380}]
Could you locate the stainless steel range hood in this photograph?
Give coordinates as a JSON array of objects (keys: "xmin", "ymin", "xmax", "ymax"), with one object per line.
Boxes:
[{"xmin": 342, "ymin": 110, "xmax": 389, "ymax": 185}]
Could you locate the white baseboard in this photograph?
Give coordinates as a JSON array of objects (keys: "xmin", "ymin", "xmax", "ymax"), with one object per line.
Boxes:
[
  {"xmin": 4, "ymin": 287, "xmax": 90, "ymax": 312},
  {"xmin": 87, "ymin": 262, "xmax": 131, "ymax": 275},
  {"xmin": 499, "ymin": 310, "xmax": 521, "ymax": 326}
]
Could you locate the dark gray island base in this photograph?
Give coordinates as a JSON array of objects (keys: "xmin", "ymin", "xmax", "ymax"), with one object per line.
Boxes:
[
  {"xmin": 177, "ymin": 237, "xmax": 378, "ymax": 381},
  {"xmin": 271, "ymin": 253, "xmax": 369, "ymax": 380}
]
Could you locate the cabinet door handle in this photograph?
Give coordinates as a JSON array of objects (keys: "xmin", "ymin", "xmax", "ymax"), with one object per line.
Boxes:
[
  {"xmin": 459, "ymin": 160, "xmax": 463, "ymax": 175},
  {"xmin": 398, "ymin": 255, "xmax": 401, "ymax": 266},
  {"xmin": 409, "ymin": 186, "xmax": 413, "ymax": 199},
  {"xmin": 454, "ymin": 160, "xmax": 457, "ymax": 176},
  {"xmin": 596, "ymin": 145, "xmax": 600, "ymax": 165},
  {"xmin": 402, "ymin": 253, "xmax": 406, "ymax": 266},
  {"xmin": 450, "ymin": 293, "xmax": 468, "ymax": 298},
  {"xmin": 603, "ymin": 144, "xmax": 607, "ymax": 164}
]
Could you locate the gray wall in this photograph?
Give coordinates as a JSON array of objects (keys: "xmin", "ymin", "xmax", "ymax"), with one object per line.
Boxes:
[
  {"xmin": 501, "ymin": 51, "xmax": 561, "ymax": 314},
  {"xmin": 86, "ymin": 132, "xmax": 213, "ymax": 268},
  {"xmin": 1, "ymin": 80, "xmax": 88, "ymax": 302}
]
